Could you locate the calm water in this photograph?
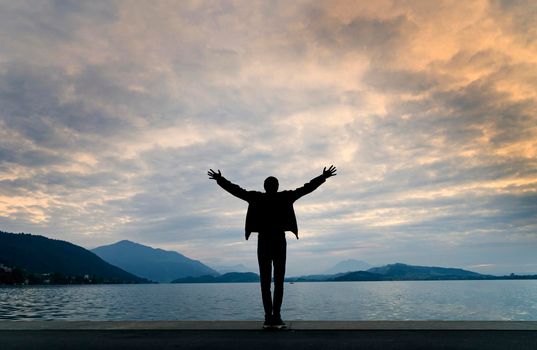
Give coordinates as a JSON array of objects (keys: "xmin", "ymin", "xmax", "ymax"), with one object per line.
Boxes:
[{"xmin": 1, "ymin": 280, "xmax": 536, "ymax": 321}]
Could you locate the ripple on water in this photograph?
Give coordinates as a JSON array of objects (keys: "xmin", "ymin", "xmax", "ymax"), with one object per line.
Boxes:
[{"xmin": 1, "ymin": 280, "xmax": 537, "ymax": 320}]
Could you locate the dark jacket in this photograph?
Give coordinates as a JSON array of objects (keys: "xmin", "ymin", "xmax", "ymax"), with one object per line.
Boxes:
[{"xmin": 216, "ymin": 175, "xmax": 327, "ymax": 240}]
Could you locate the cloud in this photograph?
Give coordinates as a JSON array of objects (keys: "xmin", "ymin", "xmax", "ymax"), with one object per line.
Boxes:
[{"xmin": 0, "ymin": 0, "xmax": 535, "ymax": 275}]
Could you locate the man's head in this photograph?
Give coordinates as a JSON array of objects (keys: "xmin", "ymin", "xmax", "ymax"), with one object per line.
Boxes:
[{"xmin": 264, "ymin": 176, "xmax": 279, "ymax": 193}]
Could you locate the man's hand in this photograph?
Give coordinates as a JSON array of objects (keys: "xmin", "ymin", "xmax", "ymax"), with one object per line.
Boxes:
[
  {"xmin": 208, "ymin": 169, "xmax": 222, "ymax": 180},
  {"xmin": 322, "ymin": 165, "xmax": 337, "ymax": 178}
]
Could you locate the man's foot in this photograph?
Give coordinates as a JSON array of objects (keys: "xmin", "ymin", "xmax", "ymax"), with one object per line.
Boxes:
[
  {"xmin": 271, "ymin": 314, "xmax": 287, "ymax": 329},
  {"xmin": 263, "ymin": 315, "xmax": 272, "ymax": 329}
]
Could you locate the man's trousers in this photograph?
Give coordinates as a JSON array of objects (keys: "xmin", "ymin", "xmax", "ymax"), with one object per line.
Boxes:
[{"xmin": 257, "ymin": 231, "xmax": 287, "ymax": 317}]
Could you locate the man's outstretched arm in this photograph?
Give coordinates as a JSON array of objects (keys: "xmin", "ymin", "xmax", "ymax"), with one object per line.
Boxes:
[
  {"xmin": 208, "ymin": 169, "xmax": 251, "ymax": 202},
  {"xmin": 292, "ymin": 165, "xmax": 337, "ymax": 200}
]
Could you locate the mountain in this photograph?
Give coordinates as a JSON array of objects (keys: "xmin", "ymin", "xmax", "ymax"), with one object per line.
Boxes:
[
  {"xmin": 288, "ymin": 263, "xmax": 502, "ymax": 282},
  {"xmin": 0, "ymin": 231, "xmax": 146, "ymax": 284},
  {"xmin": 92, "ymin": 240, "xmax": 219, "ymax": 283},
  {"xmin": 365, "ymin": 263, "xmax": 488, "ymax": 280},
  {"xmin": 172, "ymin": 272, "xmax": 259, "ymax": 283},
  {"xmin": 333, "ymin": 270, "xmax": 384, "ymax": 281},
  {"xmin": 214, "ymin": 264, "xmax": 252, "ymax": 274},
  {"xmin": 324, "ymin": 259, "xmax": 372, "ymax": 274}
]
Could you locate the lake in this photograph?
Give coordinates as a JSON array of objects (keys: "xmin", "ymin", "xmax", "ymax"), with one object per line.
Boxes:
[{"xmin": 1, "ymin": 280, "xmax": 536, "ymax": 321}]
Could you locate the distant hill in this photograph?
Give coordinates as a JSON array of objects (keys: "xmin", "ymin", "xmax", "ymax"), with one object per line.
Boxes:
[
  {"xmin": 92, "ymin": 240, "xmax": 219, "ymax": 283},
  {"xmin": 365, "ymin": 263, "xmax": 488, "ymax": 280},
  {"xmin": 333, "ymin": 271, "xmax": 384, "ymax": 281},
  {"xmin": 287, "ymin": 263, "xmax": 521, "ymax": 282},
  {"xmin": 172, "ymin": 272, "xmax": 259, "ymax": 283},
  {"xmin": 0, "ymin": 231, "xmax": 146, "ymax": 284},
  {"xmin": 214, "ymin": 264, "xmax": 252, "ymax": 274},
  {"xmin": 324, "ymin": 259, "xmax": 371, "ymax": 274},
  {"xmin": 286, "ymin": 273, "xmax": 346, "ymax": 282}
]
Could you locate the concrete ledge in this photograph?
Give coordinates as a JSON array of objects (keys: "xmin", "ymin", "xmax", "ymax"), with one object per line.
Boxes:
[
  {"xmin": 1, "ymin": 320, "xmax": 536, "ymax": 331},
  {"xmin": 2, "ymin": 322, "xmax": 537, "ymax": 350}
]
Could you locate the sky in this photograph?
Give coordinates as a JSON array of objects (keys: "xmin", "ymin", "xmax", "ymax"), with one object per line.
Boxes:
[{"xmin": 0, "ymin": 0, "xmax": 536, "ymax": 276}]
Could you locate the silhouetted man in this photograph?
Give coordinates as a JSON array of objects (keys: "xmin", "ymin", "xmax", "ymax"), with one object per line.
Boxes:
[{"xmin": 208, "ymin": 165, "xmax": 337, "ymax": 328}]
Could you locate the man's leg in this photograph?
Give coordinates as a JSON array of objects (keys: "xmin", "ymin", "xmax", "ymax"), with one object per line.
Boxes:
[
  {"xmin": 257, "ymin": 237, "xmax": 273, "ymax": 320},
  {"xmin": 272, "ymin": 236, "xmax": 287, "ymax": 319}
]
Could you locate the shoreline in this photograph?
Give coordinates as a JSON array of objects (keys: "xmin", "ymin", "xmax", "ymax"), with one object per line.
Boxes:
[
  {"xmin": 2, "ymin": 277, "xmax": 537, "ymax": 287},
  {"xmin": 1, "ymin": 320, "xmax": 537, "ymax": 330}
]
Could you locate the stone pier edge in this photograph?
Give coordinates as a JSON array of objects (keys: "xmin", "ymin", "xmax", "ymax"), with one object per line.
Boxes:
[{"xmin": 1, "ymin": 321, "xmax": 536, "ymax": 331}]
